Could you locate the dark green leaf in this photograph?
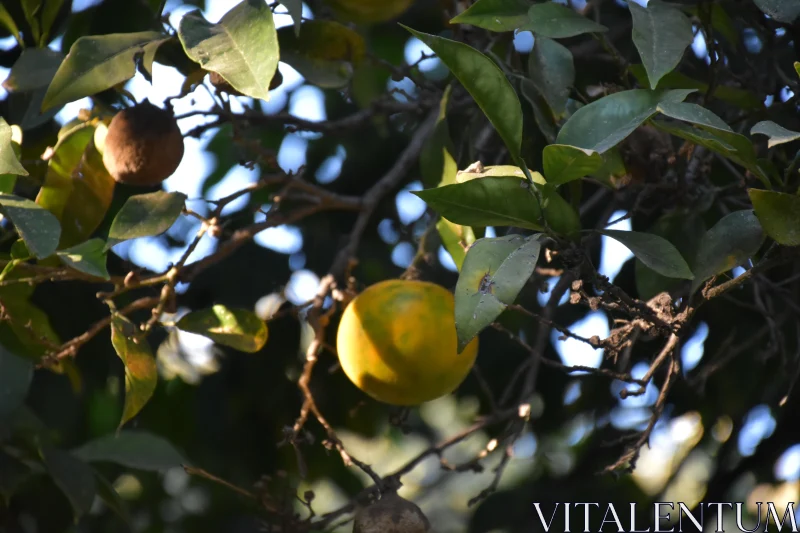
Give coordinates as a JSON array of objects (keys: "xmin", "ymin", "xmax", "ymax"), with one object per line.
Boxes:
[
  {"xmin": 0, "ymin": 194, "xmax": 61, "ymax": 258},
  {"xmin": 629, "ymin": 0, "xmax": 693, "ymax": 89},
  {"xmin": 36, "ymin": 124, "xmax": 115, "ymax": 248},
  {"xmin": 278, "ymin": 0, "xmax": 303, "ymax": 36},
  {"xmin": 691, "ymin": 210, "xmax": 764, "ymax": 293},
  {"xmin": 598, "ymin": 229, "xmax": 693, "ymax": 279},
  {"xmin": 176, "ymin": 305, "xmax": 269, "ymax": 353},
  {"xmin": 404, "ymin": 26, "xmax": 524, "ymax": 163},
  {"xmin": 73, "ymin": 430, "xmax": 187, "ymax": 471},
  {"xmin": 527, "ymin": 36, "xmax": 574, "ymax": 116},
  {"xmin": 522, "ymin": 2, "xmax": 607, "ymax": 38},
  {"xmin": 751, "ymin": 121, "xmax": 800, "ymax": 148},
  {"xmin": 753, "ymin": 0, "xmax": 800, "ymax": 23},
  {"xmin": 0, "ymin": 450, "xmax": 32, "ymax": 501},
  {"xmin": 2, "ymin": 48, "xmax": 64, "ymax": 93},
  {"xmin": 652, "ymin": 119, "xmax": 769, "ymax": 187},
  {"xmin": 0, "ymin": 119, "xmax": 28, "ymax": 177},
  {"xmin": 748, "ymin": 189, "xmax": 800, "ymax": 246},
  {"xmin": 635, "ymin": 212, "xmax": 705, "ymax": 300},
  {"xmin": 179, "ymin": 0, "xmax": 279, "ymax": 101},
  {"xmin": 0, "ymin": 347, "xmax": 33, "ymax": 420},
  {"xmin": 449, "ymin": 0, "xmax": 532, "ymax": 32},
  {"xmin": 414, "ymin": 177, "xmax": 543, "ymax": 231},
  {"xmin": 520, "ymin": 78, "xmax": 557, "ymax": 143},
  {"xmin": 556, "ymin": 89, "xmax": 694, "ymax": 153},
  {"xmin": 420, "ymin": 86, "xmax": 457, "ymax": 187},
  {"xmin": 40, "ymin": 444, "xmax": 96, "ymax": 518},
  {"xmin": 542, "ymin": 183, "xmax": 581, "ymax": 238},
  {"xmin": 107, "ymin": 191, "xmax": 187, "ymax": 248},
  {"xmin": 656, "ymin": 101, "xmax": 732, "ymax": 132},
  {"xmin": 455, "ymin": 234, "xmax": 541, "ymax": 350},
  {"xmin": 629, "ymin": 64, "xmax": 763, "ymax": 111},
  {"xmin": 110, "ymin": 316, "xmax": 158, "ymax": 428},
  {"xmin": 42, "ymin": 31, "xmax": 169, "ymax": 111},
  {"xmin": 543, "ymin": 144, "xmax": 604, "ymax": 186},
  {"xmin": 437, "ymin": 217, "xmax": 476, "ymax": 271},
  {"xmin": 22, "ymin": 0, "xmax": 64, "ymax": 46},
  {"xmin": 57, "ymin": 239, "xmax": 110, "ymax": 280}
]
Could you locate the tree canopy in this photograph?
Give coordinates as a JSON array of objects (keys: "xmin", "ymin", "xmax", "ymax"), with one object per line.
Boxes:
[{"xmin": 1, "ymin": 0, "xmax": 799, "ymax": 532}]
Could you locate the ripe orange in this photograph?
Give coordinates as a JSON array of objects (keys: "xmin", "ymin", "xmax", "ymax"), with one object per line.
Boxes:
[{"xmin": 336, "ymin": 279, "xmax": 479, "ymax": 406}]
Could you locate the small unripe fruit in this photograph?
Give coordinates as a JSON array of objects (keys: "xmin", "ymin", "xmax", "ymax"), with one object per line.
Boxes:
[
  {"xmin": 353, "ymin": 492, "xmax": 430, "ymax": 533},
  {"xmin": 102, "ymin": 101, "xmax": 184, "ymax": 186}
]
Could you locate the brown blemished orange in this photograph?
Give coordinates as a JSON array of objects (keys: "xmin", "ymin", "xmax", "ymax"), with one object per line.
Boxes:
[{"xmin": 336, "ymin": 279, "xmax": 479, "ymax": 406}]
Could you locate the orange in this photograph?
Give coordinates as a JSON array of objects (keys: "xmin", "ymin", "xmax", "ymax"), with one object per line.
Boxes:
[{"xmin": 336, "ymin": 279, "xmax": 479, "ymax": 406}]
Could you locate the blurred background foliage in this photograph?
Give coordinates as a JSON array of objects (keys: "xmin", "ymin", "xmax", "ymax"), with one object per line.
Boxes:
[{"xmin": 0, "ymin": 0, "xmax": 799, "ymax": 532}]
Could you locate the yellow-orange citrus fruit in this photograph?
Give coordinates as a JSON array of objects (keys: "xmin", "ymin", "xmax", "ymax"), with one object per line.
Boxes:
[
  {"xmin": 323, "ymin": 0, "xmax": 414, "ymax": 24},
  {"xmin": 336, "ymin": 279, "xmax": 479, "ymax": 406}
]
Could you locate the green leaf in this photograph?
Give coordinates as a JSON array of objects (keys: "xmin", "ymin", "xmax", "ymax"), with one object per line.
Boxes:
[
  {"xmin": 0, "ymin": 347, "xmax": 33, "ymax": 420},
  {"xmin": 751, "ymin": 121, "xmax": 800, "ymax": 148},
  {"xmin": 0, "ymin": 5, "xmax": 23, "ymax": 47},
  {"xmin": 629, "ymin": 64, "xmax": 763, "ymax": 111},
  {"xmin": 527, "ymin": 36, "xmax": 574, "ymax": 116},
  {"xmin": 454, "ymin": 234, "xmax": 542, "ymax": 350},
  {"xmin": 542, "ymin": 183, "xmax": 581, "ymax": 238},
  {"xmin": 110, "ymin": 316, "xmax": 158, "ymax": 428},
  {"xmin": 543, "ymin": 144, "xmax": 604, "ymax": 186},
  {"xmin": 520, "ymin": 78, "xmax": 557, "ymax": 143},
  {"xmin": 278, "ymin": 0, "xmax": 303, "ymax": 36},
  {"xmin": 449, "ymin": 0, "xmax": 532, "ymax": 31},
  {"xmin": 179, "ymin": 0, "xmax": 279, "ymax": 101},
  {"xmin": 521, "ymin": 2, "xmax": 607, "ymax": 38},
  {"xmin": 42, "ymin": 31, "xmax": 169, "ymax": 111},
  {"xmin": 414, "ymin": 177, "xmax": 543, "ymax": 231},
  {"xmin": 437, "ymin": 217, "xmax": 476, "ymax": 271},
  {"xmin": 0, "ymin": 450, "xmax": 32, "ymax": 501},
  {"xmin": 652, "ymin": 119, "xmax": 769, "ymax": 187},
  {"xmin": 420, "ymin": 86, "xmax": 457, "ymax": 187},
  {"xmin": 0, "ymin": 118, "xmax": 28, "ymax": 177},
  {"xmin": 0, "ymin": 194, "xmax": 61, "ymax": 258},
  {"xmin": 748, "ymin": 189, "xmax": 800, "ymax": 246},
  {"xmin": 40, "ymin": 444, "xmax": 96, "ymax": 519},
  {"xmin": 107, "ymin": 191, "xmax": 187, "ymax": 248},
  {"xmin": 2, "ymin": 48, "xmax": 65, "ymax": 129},
  {"xmin": 635, "ymin": 212, "xmax": 705, "ymax": 300},
  {"xmin": 404, "ymin": 26, "xmax": 524, "ymax": 163},
  {"xmin": 629, "ymin": 0, "xmax": 693, "ymax": 89},
  {"xmin": 753, "ymin": 0, "xmax": 800, "ymax": 23},
  {"xmin": 598, "ymin": 229, "xmax": 693, "ymax": 279},
  {"xmin": 22, "ymin": 0, "xmax": 64, "ymax": 46},
  {"xmin": 656, "ymin": 101, "xmax": 732, "ymax": 132},
  {"xmin": 176, "ymin": 305, "xmax": 269, "ymax": 353},
  {"xmin": 278, "ymin": 21, "xmax": 364, "ymax": 89},
  {"xmin": 3, "ymin": 48, "xmax": 64, "ymax": 92},
  {"xmin": 691, "ymin": 210, "xmax": 764, "ymax": 293},
  {"xmin": 556, "ymin": 89, "xmax": 694, "ymax": 153},
  {"xmin": 36, "ymin": 124, "xmax": 115, "ymax": 248},
  {"xmin": 73, "ymin": 430, "xmax": 187, "ymax": 472},
  {"xmin": 57, "ymin": 239, "xmax": 110, "ymax": 280},
  {"xmin": 0, "ymin": 287, "xmax": 61, "ymax": 360},
  {"xmin": 795, "ymin": 62, "xmax": 800, "ymax": 79}
]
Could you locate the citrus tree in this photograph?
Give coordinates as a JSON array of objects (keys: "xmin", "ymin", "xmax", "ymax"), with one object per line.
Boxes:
[{"xmin": 1, "ymin": 0, "xmax": 800, "ymax": 531}]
